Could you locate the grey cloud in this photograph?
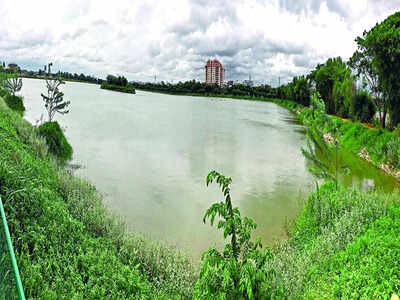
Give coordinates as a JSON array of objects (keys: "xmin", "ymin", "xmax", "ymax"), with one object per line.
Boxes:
[
  {"xmin": 278, "ymin": 0, "xmax": 348, "ymax": 17},
  {"xmin": 0, "ymin": 31, "xmax": 51, "ymax": 51},
  {"xmin": 279, "ymin": 0, "xmax": 321, "ymax": 15},
  {"xmin": 170, "ymin": 0, "xmax": 240, "ymax": 36},
  {"xmin": 92, "ymin": 19, "xmax": 108, "ymax": 27},
  {"xmin": 61, "ymin": 27, "xmax": 88, "ymax": 40}
]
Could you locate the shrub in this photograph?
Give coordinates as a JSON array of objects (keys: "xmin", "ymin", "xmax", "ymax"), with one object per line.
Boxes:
[
  {"xmin": 386, "ymin": 136, "xmax": 400, "ymax": 169},
  {"xmin": 0, "ymin": 87, "xmax": 9, "ymax": 97},
  {"xmin": 37, "ymin": 121, "xmax": 72, "ymax": 163},
  {"xmin": 100, "ymin": 83, "xmax": 136, "ymax": 94},
  {"xmin": 353, "ymin": 91, "xmax": 376, "ymax": 123},
  {"xmin": 4, "ymin": 94, "xmax": 25, "ymax": 115}
]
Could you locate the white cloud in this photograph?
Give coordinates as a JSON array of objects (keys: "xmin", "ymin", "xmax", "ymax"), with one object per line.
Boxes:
[{"xmin": 0, "ymin": 0, "xmax": 398, "ymax": 85}]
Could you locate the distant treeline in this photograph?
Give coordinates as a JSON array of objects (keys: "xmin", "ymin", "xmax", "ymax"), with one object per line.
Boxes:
[
  {"xmin": 100, "ymin": 75, "xmax": 135, "ymax": 94},
  {"xmin": 56, "ymin": 71, "xmax": 103, "ymax": 84},
  {"xmin": 132, "ymin": 63, "xmax": 376, "ymax": 128},
  {"xmin": 131, "ymin": 80, "xmax": 278, "ymax": 98}
]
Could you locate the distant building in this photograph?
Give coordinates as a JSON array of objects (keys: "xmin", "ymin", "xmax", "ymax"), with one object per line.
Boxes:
[
  {"xmin": 243, "ymin": 74, "xmax": 254, "ymax": 87},
  {"xmin": 243, "ymin": 80, "xmax": 254, "ymax": 87},
  {"xmin": 205, "ymin": 59, "xmax": 224, "ymax": 87}
]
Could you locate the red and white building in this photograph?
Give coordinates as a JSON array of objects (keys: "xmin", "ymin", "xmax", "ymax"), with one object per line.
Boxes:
[{"xmin": 205, "ymin": 59, "xmax": 224, "ymax": 87}]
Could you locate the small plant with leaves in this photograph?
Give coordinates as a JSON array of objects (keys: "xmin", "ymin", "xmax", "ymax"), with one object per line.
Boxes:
[
  {"xmin": 2, "ymin": 74, "xmax": 22, "ymax": 96},
  {"xmin": 41, "ymin": 78, "xmax": 70, "ymax": 122},
  {"xmin": 194, "ymin": 170, "xmax": 273, "ymax": 300}
]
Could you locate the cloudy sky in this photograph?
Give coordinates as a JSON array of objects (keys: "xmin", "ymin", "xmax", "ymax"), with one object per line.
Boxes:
[{"xmin": 0, "ymin": 0, "xmax": 398, "ymax": 85}]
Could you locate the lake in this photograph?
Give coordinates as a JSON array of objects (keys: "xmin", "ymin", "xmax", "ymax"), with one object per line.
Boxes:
[{"xmin": 20, "ymin": 78, "xmax": 398, "ymax": 259}]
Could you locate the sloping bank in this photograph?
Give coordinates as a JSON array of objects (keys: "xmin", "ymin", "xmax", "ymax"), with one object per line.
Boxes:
[
  {"xmin": 0, "ymin": 96, "xmax": 196, "ymax": 299},
  {"xmin": 275, "ymin": 98, "xmax": 400, "ymax": 182},
  {"xmin": 263, "ymin": 98, "xmax": 400, "ymax": 298}
]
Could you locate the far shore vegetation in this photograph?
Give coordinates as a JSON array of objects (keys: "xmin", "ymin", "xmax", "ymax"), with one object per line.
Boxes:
[{"xmin": 100, "ymin": 74, "xmax": 136, "ymax": 94}]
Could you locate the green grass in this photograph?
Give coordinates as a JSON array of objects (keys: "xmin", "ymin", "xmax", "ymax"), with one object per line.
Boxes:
[
  {"xmin": 0, "ymin": 95, "xmax": 197, "ymax": 299},
  {"xmin": 302, "ymin": 204, "xmax": 400, "ymax": 299},
  {"xmin": 265, "ymin": 99, "xmax": 400, "ymax": 299},
  {"xmin": 0, "ymin": 221, "xmax": 19, "ymax": 299},
  {"xmin": 268, "ymin": 182, "xmax": 400, "ymax": 299},
  {"xmin": 298, "ymin": 106, "xmax": 400, "ymax": 174}
]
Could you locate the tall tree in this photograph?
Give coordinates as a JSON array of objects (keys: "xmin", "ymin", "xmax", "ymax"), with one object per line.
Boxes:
[
  {"xmin": 356, "ymin": 11, "xmax": 400, "ymax": 128},
  {"xmin": 349, "ymin": 46, "xmax": 387, "ymax": 127},
  {"xmin": 309, "ymin": 57, "xmax": 350, "ymax": 115}
]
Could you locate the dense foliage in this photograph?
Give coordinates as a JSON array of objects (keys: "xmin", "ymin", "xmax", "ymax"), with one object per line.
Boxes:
[
  {"xmin": 37, "ymin": 121, "xmax": 73, "ymax": 164},
  {"xmin": 101, "ymin": 74, "xmax": 136, "ymax": 93},
  {"xmin": 356, "ymin": 11, "xmax": 400, "ymax": 128},
  {"xmin": 0, "ymin": 73, "xmax": 25, "ymax": 115},
  {"xmin": 106, "ymin": 74, "xmax": 129, "ymax": 87},
  {"xmin": 56, "ymin": 71, "xmax": 103, "ymax": 84},
  {"xmin": 353, "ymin": 90, "xmax": 376, "ymax": 123},
  {"xmin": 23, "ymin": 71, "xmax": 103, "ymax": 85},
  {"xmin": 100, "ymin": 83, "xmax": 136, "ymax": 94},
  {"xmin": 4, "ymin": 94, "xmax": 25, "ymax": 116}
]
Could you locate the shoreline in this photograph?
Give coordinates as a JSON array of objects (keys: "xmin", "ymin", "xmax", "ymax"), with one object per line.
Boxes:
[
  {"xmin": 138, "ymin": 88, "xmax": 400, "ymax": 183},
  {"xmin": 21, "ymin": 75, "xmax": 100, "ymax": 85}
]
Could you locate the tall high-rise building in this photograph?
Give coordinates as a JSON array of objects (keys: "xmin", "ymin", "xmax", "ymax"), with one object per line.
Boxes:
[{"xmin": 205, "ymin": 59, "xmax": 224, "ymax": 87}]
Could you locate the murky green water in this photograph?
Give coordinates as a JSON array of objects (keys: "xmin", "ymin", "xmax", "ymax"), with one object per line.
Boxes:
[{"xmin": 20, "ymin": 78, "xmax": 398, "ymax": 258}]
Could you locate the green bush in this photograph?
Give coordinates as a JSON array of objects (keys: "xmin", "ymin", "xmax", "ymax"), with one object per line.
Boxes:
[
  {"xmin": 0, "ymin": 87, "xmax": 9, "ymax": 97},
  {"xmin": 353, "ymin": 91, "xmax": 376, "ymax": 123},
  {"xmin": 100, "ymin": 83, "xmax": 136, "ymax": 94},
  {"xmin": 4, "ymin": 94, "xmax": 25, "ymax": 115},
  {"xmin": 37, "ymin": 121, "xmax": 72, "ymax": 163}
]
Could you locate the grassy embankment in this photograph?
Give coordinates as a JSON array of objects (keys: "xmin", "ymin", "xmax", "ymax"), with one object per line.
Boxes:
[
  {"xmin": 264, "ymin": 99, "xmax": 400, "ymax": 298},
  {"xmin": 278, "ymin": 99, "xmax": 400, "ymax": 181},
  {"xmin": 0, "ymin": 95, "xmax": 196, "ymax": 299},
  {"xmin": 100, "ymin": 83, "xmax": 136, "ymax": 94}
]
